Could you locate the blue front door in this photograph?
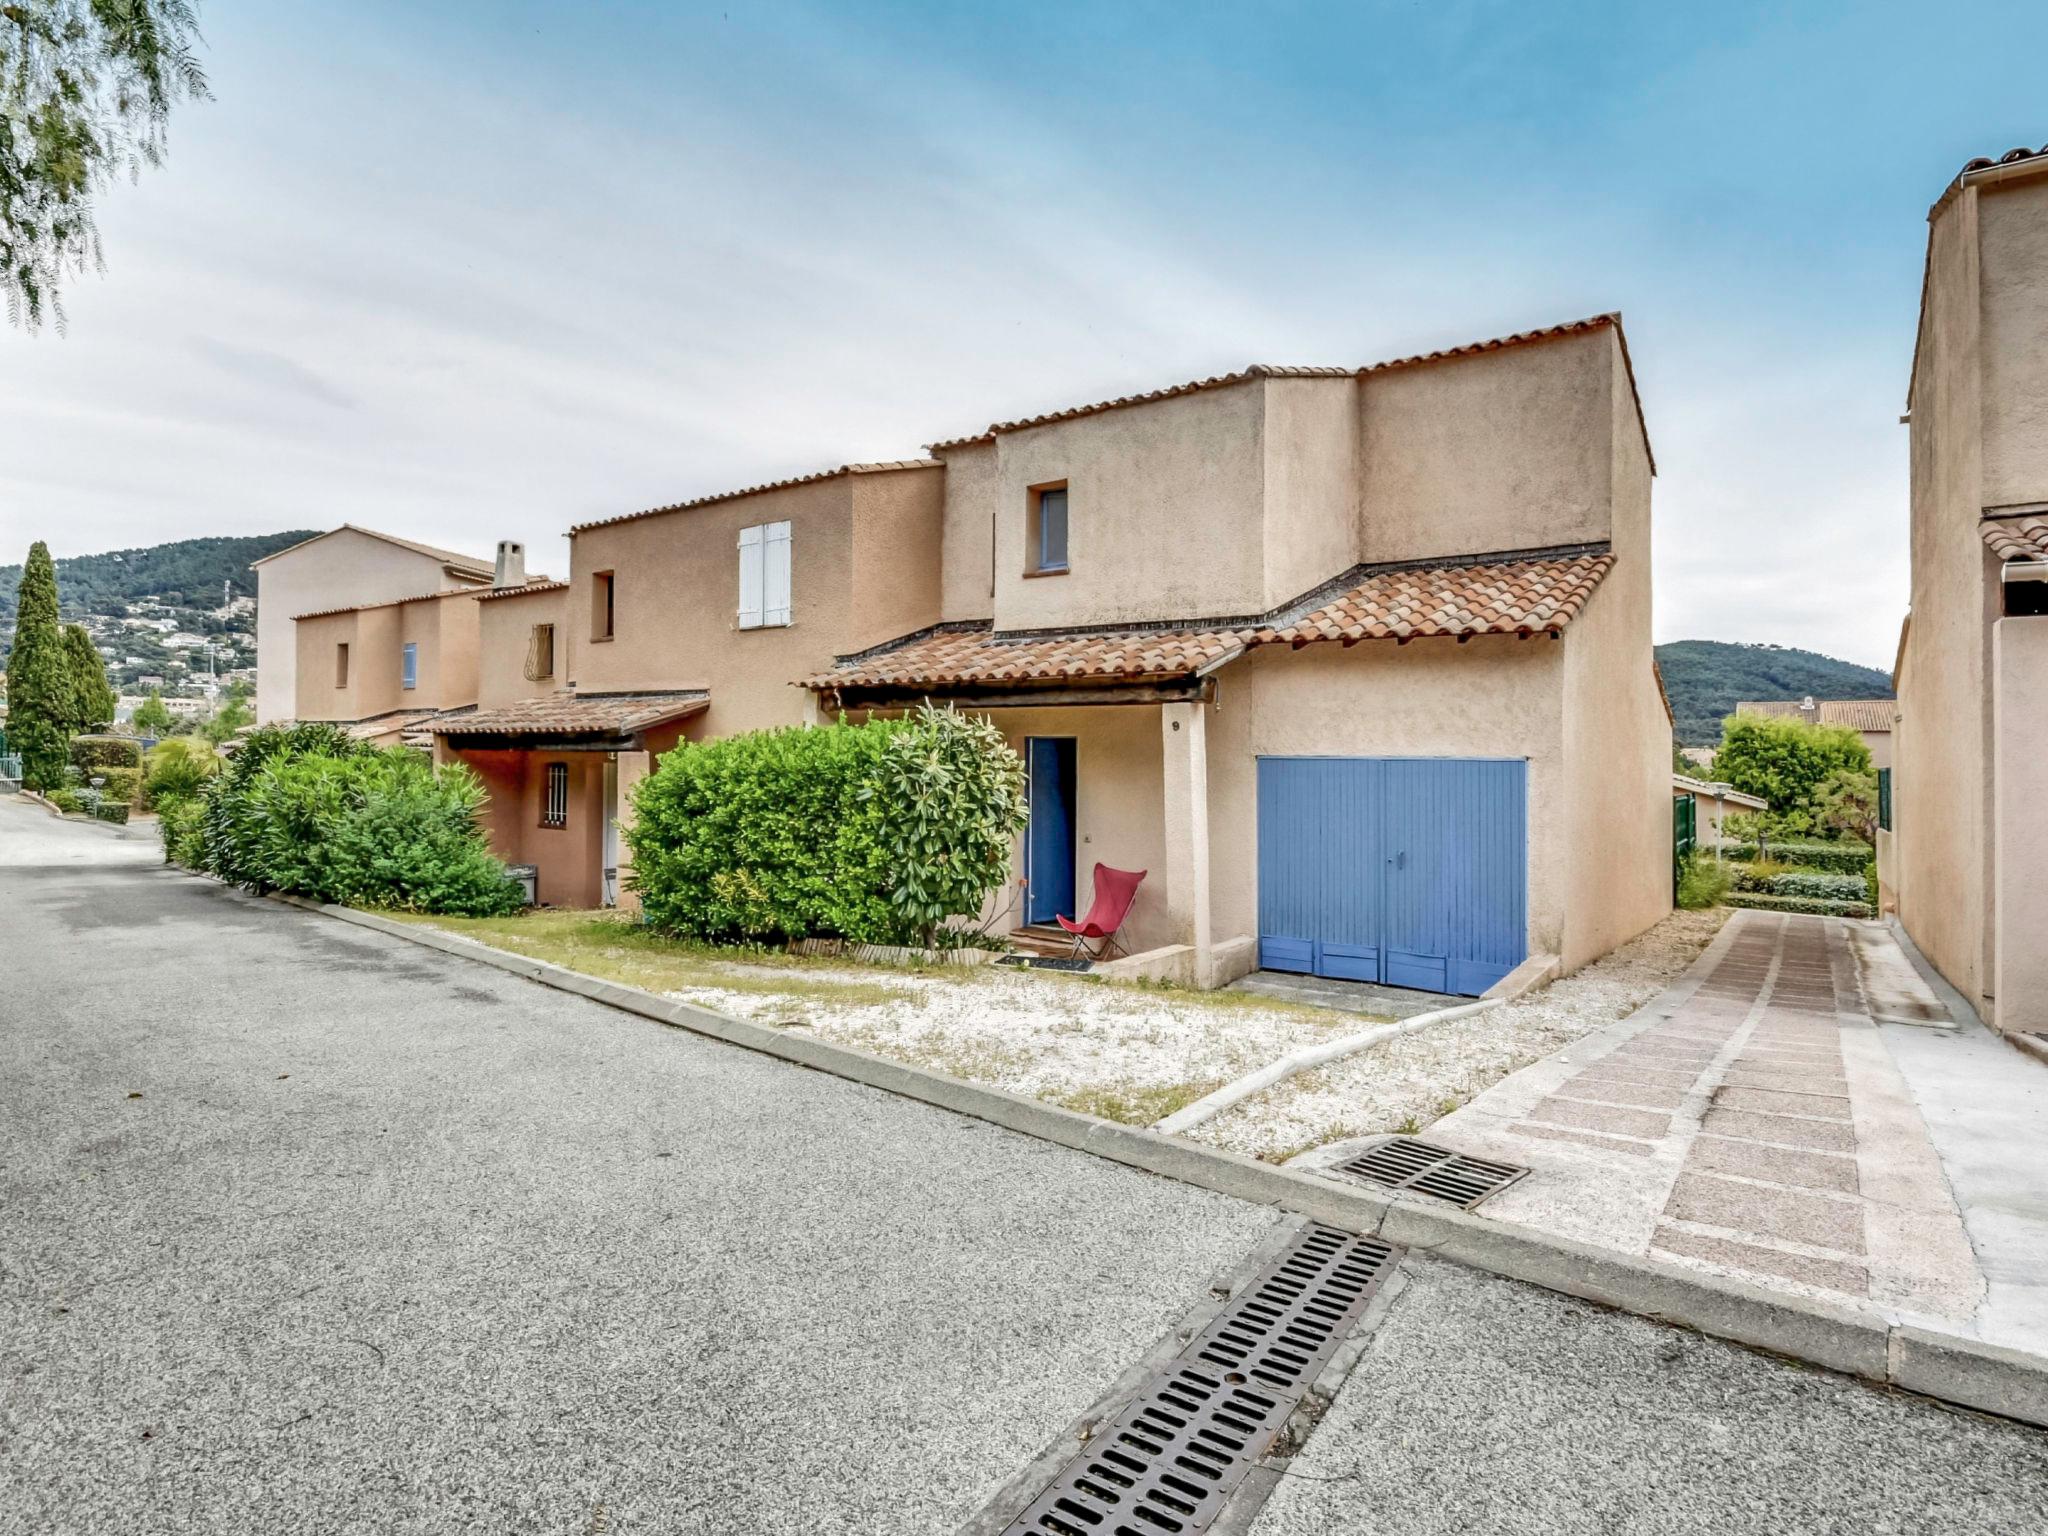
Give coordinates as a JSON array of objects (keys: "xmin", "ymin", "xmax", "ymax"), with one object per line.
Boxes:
[
  {"xmin": 1025, "ymin": 738, "xmax": 1077, "ymax": 925},
  {"xmin": 1256, "ymin": 757, "xmax": 1527, "ymax": 997}
]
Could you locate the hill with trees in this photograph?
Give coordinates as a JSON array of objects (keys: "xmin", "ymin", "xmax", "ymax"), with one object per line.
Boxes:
[
  {"xmin": 1657, "ymin": 640, "xmax": 1895, "ymax": 747},
  {"xmin": 1, "ymin": 532, "xmax": 317, "ymax": 694}
]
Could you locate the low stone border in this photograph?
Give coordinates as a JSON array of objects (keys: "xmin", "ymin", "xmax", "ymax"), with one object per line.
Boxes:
[
  {"xmin": 785, "ymin": 936, "xmax": 999, "ymax": 968},
  {"xmin": 258, "ymin": 887, "xmax": 2048, "ymax": 1429}
]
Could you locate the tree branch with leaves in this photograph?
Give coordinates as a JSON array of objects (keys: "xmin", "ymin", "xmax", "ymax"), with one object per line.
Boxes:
[{"xmin": 1, "ymin": 0, "xmax": 210, "ymax": 329}]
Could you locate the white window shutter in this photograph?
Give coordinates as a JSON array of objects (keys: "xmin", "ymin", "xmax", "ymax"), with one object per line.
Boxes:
[
  {"xmin": 764, "ymin": 520, "xmax": 792, "ymax": 626},
  {"xmin": 737, "ymin": 524, "xmax": 764, "ymax": 629}
]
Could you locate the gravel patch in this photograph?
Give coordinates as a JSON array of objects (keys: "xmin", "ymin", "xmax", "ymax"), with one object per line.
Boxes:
[
  {"xmin": 667, "ymin": 963, "xmax": 1370, "ymax": 1124},
  {"xmin": 1188, "ymin": 909, "xmax": 1729, "ymax": 1161}
]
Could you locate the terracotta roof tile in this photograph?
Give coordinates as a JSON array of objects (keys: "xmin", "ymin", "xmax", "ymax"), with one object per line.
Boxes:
[
  {"xmin": 1818, "ymin": 699, "xmax": 1896, "ymax": 732},
  {"xmin": 474, "ymin": 579, "xmax": 570, "ymax": 602},
  {"xmin": 292, "ymin": 587, "xmax": 486, "ymax": 621},
  {"xmin": 805, "ymin": 550, "xmax": 1613, "ymax": 693},
  {"xmin": 925, "ymin": 315, "xmax": 1651, "ymax": 469},
  {"xmin": 569, "ymin": 461, "xmax": 940, "ymax": 536},
  {"xmin": 430, "ymin": 691, "xmax": 709, "ymax": 737},
  {"xmin": 1983, "ymin": 513, "xmax": 2048, "ymax": 563}
]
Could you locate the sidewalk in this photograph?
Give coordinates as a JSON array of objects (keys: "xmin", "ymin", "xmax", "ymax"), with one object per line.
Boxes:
[{"xmin": 1382, "ymin": 908, "xmax": 2048, "ymax": 1353}]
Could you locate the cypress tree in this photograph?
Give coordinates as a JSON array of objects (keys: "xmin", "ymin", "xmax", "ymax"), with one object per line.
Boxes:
[
  {"xmin": 63, "ymin": 623, "xmax": 117, "ymax": 732},
  {"xmin": 7, "ymin": 544, "xmax": 69, "ymax": 790}
]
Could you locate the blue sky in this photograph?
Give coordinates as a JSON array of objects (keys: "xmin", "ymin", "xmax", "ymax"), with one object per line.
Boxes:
[{"xmin": 5, "ymin": 1, "xmax": 2045, "ymax": 668}]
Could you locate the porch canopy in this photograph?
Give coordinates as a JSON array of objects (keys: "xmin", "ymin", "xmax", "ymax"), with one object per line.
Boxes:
[
  {"xmin": 800, "ymin": 547, "xmax": 1615, "ymax": 709},
  {"xmin": 427, "ymin": 690, "xmax": 709, "ymax": 750}
]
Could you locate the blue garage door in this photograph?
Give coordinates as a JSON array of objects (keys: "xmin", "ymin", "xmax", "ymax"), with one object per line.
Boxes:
[{"xmin": 1256, "ymin": 757, "xmax": 1527, "ymax": 997}]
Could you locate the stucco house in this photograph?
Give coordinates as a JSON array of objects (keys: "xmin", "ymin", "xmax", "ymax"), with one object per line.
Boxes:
[
  {"xmin": 1888, "ymin": 142, "xmax": 2048, "ymax": 1041},
  {"xmin": 1735, "ymin": 696, "xmax": 1895, "ymax": 770},
  {"xmin": 803, "ymin": 315, "xmax": 1670, "ymax": 992},
  {"xmin": 256, "ymin": 525, "xmax": 495, "ymax": 725},
  {"xmin": 423, "ymin": 313, "xmax": 1670, "ymax": 995},
  {"xmin": 290, "ymin": 541, "xmax": 542, "ymax": 750}
]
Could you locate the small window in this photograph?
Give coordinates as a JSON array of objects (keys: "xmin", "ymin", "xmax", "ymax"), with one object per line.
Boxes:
[
  {"xmin": 525, "ymin": 623, "xmax": 555, "ymax": 681},
  {"xmin": 1029, "ymin": 485, "xmax": 1069, "ymax": 574},
  {"xmin": 335, "ymin": 643, "xmax": 349, "ymax": 687},
  {"xmin": 738, "ymin": 520, "xmax": 792, "ymax": 629},
  {"xmin": 401, "ymin": 641, "xmax": 418, "ymax": 690},
  {"xmin": 592, "ymin": 571, "xmax": 615, "ymax": 640},
  {"xmin": 542, "ymin": 762, "xmax": 569, "ymax": 828}
]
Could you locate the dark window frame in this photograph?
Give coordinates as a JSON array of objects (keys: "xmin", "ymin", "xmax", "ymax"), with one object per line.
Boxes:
[
  {"xmin": 592, "ymin": 571, "xmax": 616, "ymax": 641},
  {"xmin": 541, "ymin": 761, "xmax": 569, "ymax": 828}
]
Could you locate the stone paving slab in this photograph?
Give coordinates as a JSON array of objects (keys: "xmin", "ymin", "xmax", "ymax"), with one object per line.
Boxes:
[{"xmin": 1430, "ymin": 910, "xmax": 1993, "ymax": 1341}]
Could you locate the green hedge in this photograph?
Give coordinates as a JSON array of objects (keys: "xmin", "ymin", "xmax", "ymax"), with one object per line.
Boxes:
[
  {"xmin": 627, "ymin": 705, "xmax": 1028, "ymax": 946},
  {"xmin": 179, "ymin": 722, "xmax": 522, "ymax": 915},
  {"xmin": 1714, "ymin": 840, "xmax": 1874, "ymax": 874},
  {"xmin": 70, "ymin": 734, "xmax": 142, "ymax": 772},
  {"xmin": 1724, "ymin": 892, "xmax": 1872, "ymax": 919},
  {"xmin": 94, "ymin": 802, "xmax": 130, "ymax": 824},
  {"xmin": 1774, "ymin": 871, "xmax": 1868, "ymax": 902},
  {"xmin": 94, "ymin": 765, "xmax": 143, "ymax": 806}
]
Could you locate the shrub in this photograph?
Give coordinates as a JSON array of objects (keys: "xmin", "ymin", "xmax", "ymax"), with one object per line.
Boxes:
[
  {"xmin": 159, "ymin": 796, "xmax": 206, "ymax": 867},
  {"xmin": 183, "ymin": 724, "xmax": 520, "ymax": 915},
  {"xmin": 46, "ymin": 787, "xmax": 83, "ymax": 813},
  {"xmin": 863, "ymin": 704, "xmax": 1030, "ymax": 947},
  {"xmin": 1724, "ymin": 892, "xmax": 1872, "ymax": 919},
  {"xmin": 242, "ymin": 750, "xmax": 523, "ymax": 915},
  {"xmin": 629, "ymin": 719, "xmax": 904, "ymax": 941},
  {"xmin": 628, "ymin": 706, "xmax": 1029, "ymax": 946},
  {"xmin": 70, "ymin": 734, "xmax": 142, "ymax": 773},
  {"xmin": 1864, "ymin": 859, "xmax": 1880, "ymax": 912},
  {"xmin": 1773, "ymin": 871, "xmax": 1869, "ymax": 902},
  {"xmin": 143, "ymin": 738, "xmax": 218, "ymax": 808},
  {"xmin": 94, "ymin": 765, "xmax": 143, "ymax": 806},
  {"xmin": 94, "ymin": 802, "xmax": 130, "ymax": 824},
  {"xmin": 1713, "ymin": 841, "xmax": 1873, "ymax": 874},
  {"xmin": 1675, "ymin": 851, "xmax": 1730, "ymax": 910}
]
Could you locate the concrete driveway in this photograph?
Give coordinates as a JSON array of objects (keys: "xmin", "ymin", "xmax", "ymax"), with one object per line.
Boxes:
[{"xmin": 5, "ymin": 798, "xmax": 2046, "ymax": 1535}]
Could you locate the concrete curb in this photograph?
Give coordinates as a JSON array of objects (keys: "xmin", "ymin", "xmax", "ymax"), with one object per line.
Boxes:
[{"xmin": 261, "ymin": 890, "xmax": 2048, "ymax": 1428}]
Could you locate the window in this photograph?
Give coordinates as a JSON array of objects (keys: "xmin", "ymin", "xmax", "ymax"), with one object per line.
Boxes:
[
  {"xmin": 738, "ymin": 520, "xmax": 792, "ymax": 629},
  {"xmin": 592, "ymin": 571, "xmax": 615, "ymax": 640},
  {"xmin": 525, "ymin": 623, "xmax": 555, "ymax": 681},
  {"xmin": 542, "ymin": 762, "xmax": 569, "ymax": 828},
  {"xmin": 335, "ymin": 643, "xmax": 349, "ymax": 687},
  {"xmin": 1029, "ymin": 485, "xmax": 1069, "ymax": 574},
  {"xmin": 401, "ymin": 642, "xmax": 418, "ymax": 691}
]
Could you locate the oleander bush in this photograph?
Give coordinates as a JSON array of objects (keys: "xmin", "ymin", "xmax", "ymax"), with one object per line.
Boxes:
[
  {"xmin": 629, "ymin": 703, "xmax": 1028, "ymax": 946},
  {"xmin": 143, "ymin": 738, "xmax": 219, "ymax": 809},
  {"xmin": 177, "ymin": 723, "xmax": 521, "ymax": 915}
]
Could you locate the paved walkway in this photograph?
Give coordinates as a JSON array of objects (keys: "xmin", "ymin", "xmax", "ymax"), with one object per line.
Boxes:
[{"xmin": 1432, "ymin": 909, "xmax": 2040, "ymax": 1341}]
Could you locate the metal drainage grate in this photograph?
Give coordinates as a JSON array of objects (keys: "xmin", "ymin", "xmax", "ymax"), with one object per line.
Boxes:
[
  {"xmin": 1334, "ymin": 1136, "xmax": 1528, "ymax": 1210},
  {"xmin": 1004, "ymin": 1224, "xmax": 1394, "ymax": 1536}
]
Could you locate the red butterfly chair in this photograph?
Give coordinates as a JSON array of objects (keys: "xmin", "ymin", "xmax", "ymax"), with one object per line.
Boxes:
[{"xmin": 1057, "ymin": 863, "xmax": 1148, "ymax": 961}]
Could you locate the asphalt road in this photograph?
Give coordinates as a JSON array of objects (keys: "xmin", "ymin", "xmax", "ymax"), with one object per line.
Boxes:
[{"xmin": 4, "ymin": 797, "xmax": 2046, "ymax": 1535}]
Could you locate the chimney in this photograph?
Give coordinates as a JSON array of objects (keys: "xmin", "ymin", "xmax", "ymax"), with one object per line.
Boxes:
[{"xmin": 494, "ymin": 540, "xmax": 526, "ymax": 589}]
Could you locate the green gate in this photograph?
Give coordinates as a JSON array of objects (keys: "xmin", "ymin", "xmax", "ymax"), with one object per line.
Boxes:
[{"xmin": 1673, "ymin": 794, "xmax": 1697, "ymax": 901}]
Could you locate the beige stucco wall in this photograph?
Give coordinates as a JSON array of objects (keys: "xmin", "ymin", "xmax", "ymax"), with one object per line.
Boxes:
[
  {"xmin": 1978, "ymin": 176, "xmax": 2048, "ymax": 508},
  {"xmin": 937, "ymin": 439, "xmax": 998, "ymax": 622},
  {"xmin": 257, "ymin": 529, "xmax": 484, "ymax": 725},
  {"xmin": 1554, "ymin": 354, "xmax": 1671, "ymax": 969},
  {"xmin": 453, "ymin": 748, "xmax": 606, "ymax": 910},
  {"xmin": 1991, "ymin": 616, "xmax": 2048, "ymax": 1034},
  {"xmin": 1897, "ymin": 180, "xmax": 1998, "ymax": 1021},
  {"xmin": 292, "ymin": 610, "xmax": 362, "ymax": 722},
  {"xmin": 1357, "ymin": 327, "xmax": 1619, "ymax": 564},
  {"xmin": 1260, "ymin": 376, "xmax": 1361, "ymax": 607},
  {"xmin": 847, "ymin": 467, "xmax": 946, "ymax": 653},
  {"xmin": 477, "ymin": 588, "xmax": 570, "ymax": 709},
  {"xmin": 988, "ymin": 705, "xmax": 1174, "ymax": 955},
  {"xmin": 1205, "ymin": 636, "xmax": 1570, "ymax": 966},
  {"xmin": 992, "ymin": 379, "xmax": 1269, "ymax": 629},
  {"xmin": 292, "ymin": 592, "xmax": 480, "ymax": 723},
  {"xmin": 567, "ymin": 478, "xmax": 852, "ymax": 737}
]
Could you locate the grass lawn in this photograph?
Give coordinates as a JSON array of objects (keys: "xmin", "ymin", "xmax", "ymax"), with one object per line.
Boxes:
[{"xmin": 385, "ymin": 908, "xmax": 1373, "ymax": 1128}]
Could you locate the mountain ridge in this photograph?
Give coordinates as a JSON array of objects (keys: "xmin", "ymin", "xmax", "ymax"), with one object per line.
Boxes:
[{"xmin": 1657, "ymin": 639, "xmax": 1894, "ymax": 747}]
